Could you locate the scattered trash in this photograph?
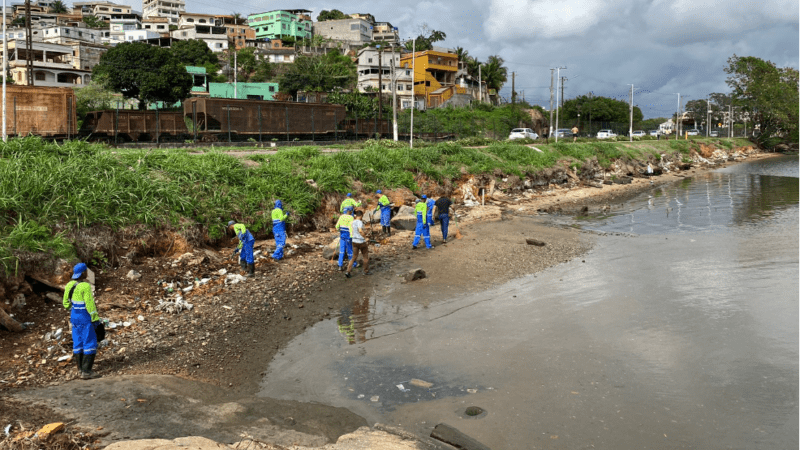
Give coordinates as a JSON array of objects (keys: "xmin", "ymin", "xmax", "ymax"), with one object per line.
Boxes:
[
  {"xmin": 410, "ymin": 378, "xmax": 433, "ymax": 388},
  {"xmin": 155, "ymin": 297, "xmax": 194, "ymax": 314},
  {"xmin": 137, "ymin": 315, "xmax": 145, "ymax": 322},
  {"xmin": 126, "ymin": 270, "xmax": 142, "ymax": 281},
  {"xmin": 182, "ymin": 285, "xmax": 193, "ymax": 293},
  {"xmin": 222, "ymin": 306, "xmax": 232, "ymax": 310},
  {"xmin": 217, "ymin": 268, "xmax": 227, "ymax": 276},
  {"xmin": 357, "ymin": 394, "xmax": 365, "ymax": 399},
  {"xmin": 225, "ymin": 274, "xmax": 247, "ymax": 285},
  {"xmin": 57, "ymin": 355, "xmax": 71, "ymax": 362},
  {"xmin": 123, "ymin": 321, "xmax": 132, "ymax": 327},
  {"xmin": 53, "ymin": 328, "xmax": 63, "ymax": 340},
  {"xmin": 4, "ymin": 424, "xmax": 11, "ymax": 437},
  {"xmin": 370, "ymin": 396, "xmax": 380, "ymax": 402},
  {"xmin": 467, "ymin": 388, "xmax": 478, "ymax": 394},
  {"xmin": 396, "ymin": 384, "xmax": 410, "ymax": 392}
]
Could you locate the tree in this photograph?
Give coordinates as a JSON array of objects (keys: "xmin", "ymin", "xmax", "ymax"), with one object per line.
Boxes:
[
  {"xmin": 724, "ymin": 55, "xmax": 799, "ymax": 143},
  {"xmin": 561, "ymin": 95, "xmax": 642, "ymax": 125},
  {"xmin": 684, "ymin": 99, "xmax": 708, "ymax": 128},
  {"xmin": 327, "ymin": 91, "xmax": 377, "ymax": 118},
  {"xmin": 11, "ymin": 16, "xmax": 25, "ymax": 27},
  {"xmin": 93, "ymin": 42, "xmax": 192, "ymax": 108},
  {"xmin": 171, "ymin": 39, "xmax": 219, "ymax": 67},
  {"xmin": 74, "ymin": 81, "xmax": 118, "ymax": 119},
  {"xmin": 317, "ymin": 9, "xmax": 347, "ymax": 21},
  {"xmin": 465, "ymin": 57, "xmax": 481, "ymax": 78},
  {"xmin": 82, "ymin": 15, "xmax": 107, "ymax": 29},
  {"xmin": 49, "ymin": 0, "xmax": 68, "ymax": 13},
  {"xmin": 481, "ymin": 55, "xmax": 507, "ymax": 92},
  {"xmin": 403, "ymin": 29, "xmax": 446, "ymax": 52},
  {"xmin": 278, "ymin": 49, "xmax": 356, "ymax": 97},
  {"xmin": 235, "ymin": 47, "xmax": 273, "ymax": 82}
]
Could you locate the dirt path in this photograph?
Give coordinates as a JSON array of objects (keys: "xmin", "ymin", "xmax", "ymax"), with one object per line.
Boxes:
[{"xmin": 0, "ymin": 148, "xmax": 777, "ymax": 448}]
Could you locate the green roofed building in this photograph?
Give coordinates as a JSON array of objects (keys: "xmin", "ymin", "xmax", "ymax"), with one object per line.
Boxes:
[
  {"xmin": 247, "ymin": 9, "xmax": 312, "ymax": 41},
  {"xmin": 209, "ymin": 82, "xmax": 279, "ymax": 100}
]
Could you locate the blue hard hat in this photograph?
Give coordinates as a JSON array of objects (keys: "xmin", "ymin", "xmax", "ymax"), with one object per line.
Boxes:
[
  {"xmin": 347, "ymin": 193, "xmax": 352, "ymax": 197},
  {"xmin": 422, "ymin": 195, "xmax": 427, "ymax": 199},
  {"xmin": 72, "ymin": 262, "xmax": 87, "ymax": 280},
  {"xmin": 227, "ymin": 220, "xmax": 236, "ymax": 226},
  {"xmin": 275, "ymin": 199, "xmax": 283, "ymax": 208},
  {"xmin": 376, "ymin": 190, "xmax": 382, "ymax": 194}
]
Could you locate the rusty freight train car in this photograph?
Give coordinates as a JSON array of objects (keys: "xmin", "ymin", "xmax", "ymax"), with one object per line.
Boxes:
[
  {"xmin": 183, "ymin": 97, "xmax": 347, "ymax": 140},
  {"xmin": 80, "ymin": 110, "xmax": 188, "ymax": 142},
  {"xmin": 2, "ymin": 85, "xmax": 77, "ymax": 138}
]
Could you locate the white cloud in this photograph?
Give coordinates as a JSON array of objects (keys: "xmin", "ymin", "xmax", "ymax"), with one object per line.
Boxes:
[{"xmin": 485, "ymin": 0, "xmax": 614, "ymax": 39}]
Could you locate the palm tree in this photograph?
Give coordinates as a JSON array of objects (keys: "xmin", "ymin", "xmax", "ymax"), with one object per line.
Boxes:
[
  {"xmin": 465, "ymin": 56, "xmax": 481, "ymax": 78},
  {"xmin": 49, "ymin": 0, "xmax": 68, "ymax": 14},
  {"xmin": 481, "ymin": 55, "xmax": 507, "ymax": 92}
]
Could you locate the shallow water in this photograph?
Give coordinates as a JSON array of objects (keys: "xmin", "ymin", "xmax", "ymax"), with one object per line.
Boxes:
[{"xmin": 259, "ymin": 156, "xmax": 798, "ymax": 448}]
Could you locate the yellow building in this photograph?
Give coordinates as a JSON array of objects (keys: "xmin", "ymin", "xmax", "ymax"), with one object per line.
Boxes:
[{"xmin": 399, "ymin": 50, "xmax": 467, "ymax": 108}]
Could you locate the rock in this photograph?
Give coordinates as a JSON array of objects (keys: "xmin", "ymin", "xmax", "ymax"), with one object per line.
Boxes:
[
  {"xmin": 12, "ymin": 293, "xmax": 26, "ymax": 309},
  {"xmin": 0, "ymin": 307, "xmax": 25, "ymax": 332},
  {"xmin": 404, "ymin": 268, "xmax": 426, "ymax": 282},
  {"xmin": 322, "ymin": 238, "xmax": 340, "ymax": 260},
  {"xmin": 45, "ymin": 292, "xmax": 62, "ymax": 303},
  {"xmin": 105, "ymin": 436, "xmax": 233, "ymax": 450},
  {"xmin": 430, "ymin": 423, "xmax": 491, "ymax": 450},
  {"xmin": 126, "ymin": 270, "xmax": 142, "ymax": 281},
  {"xmin": 525, "ymin": 239, "xmax": 546, "ymax": 247},
  {"xmin": 390, "ymin": 212, "xmax": 417, "ymax": 231}
]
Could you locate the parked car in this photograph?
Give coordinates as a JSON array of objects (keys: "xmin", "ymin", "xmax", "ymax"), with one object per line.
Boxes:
[
  {"xmin": 554, "ymin": 128, "xmax": 573, "ymax": 138},
  {"xmin": 710, "ymin": 131, "xmax": 719, "ymax": 137},
  {"xmin": 648, "ymin": 130, "xmax": 660, "ymax": 136},
  {"xmin": 597, "ymin": 129, "xmax": 617, "ymax": 139},
  {"xmin": 631, "ymin": 130, "xmax": 646, "ymax": 137},
  {"xmin": 508, "ymin": 128, "xmax": 538, "ymax": 140},
  {"xmin": 687, "ymin": 129, "xmax": 700, "ymax": 136}
]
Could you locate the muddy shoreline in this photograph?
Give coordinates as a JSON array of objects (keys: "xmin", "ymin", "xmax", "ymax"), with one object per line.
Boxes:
[{"xmin": 0, "ymin": 147, "xmax": 776, "ymax": 448}]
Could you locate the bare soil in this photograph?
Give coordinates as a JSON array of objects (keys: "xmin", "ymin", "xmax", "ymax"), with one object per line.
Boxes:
[{"xmin": 0, "ymin": 145, "xmax": 772, "ymax": 448}]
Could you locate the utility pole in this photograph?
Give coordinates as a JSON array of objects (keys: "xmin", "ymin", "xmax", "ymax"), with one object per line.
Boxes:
[
  {"xmin": 555, "ymin": 66, "xmax": 566, "ymax": 142},
  {"xmin": 674, "ymin": 93, "xmax": 680, "ymax": 140},
  {"xmin": 478, "ymin": 65, "xmax": 482, "ymax": 103},
  {"xmin": 728, "ymin": 103, "xmax": 732, "ymax": 137},
  {"xmin": 2, "ymin": 0, "xmax": 7, "ymax": 140},
  {"xmin": 549, "ymin": 68, "xmax": 554, "ymax": 137},
  {"xmin": 391, "ymin": 41, "xmax": 397, "ymax": 141},
  {"xmin": 560, "ymin": 76, "xmax": 566, "ymax": 108},
  {"xmin": 377, "ymin": 45, "xmax": 383, "ymax": 121},
  {"xmin": 628, "ymin": 84, "xmax": 634, "ymax": 142},
  {"xmin": 511, "ymin": 71, "xmax": 515, "ymax": 105},
  {"xmin": 25, "ymin": 0, "xmax": 32, "ymax": 85},
  {"xmin": 410, "ymin": 38, "xmax": 414, "ymax": 149},
  {"xmin": 233, "ymin": 50, "xmax": 237, "ymax": 98},
  {"xmin": 706, "ymin": 95, "xmax": 710, "ymax": 137}
]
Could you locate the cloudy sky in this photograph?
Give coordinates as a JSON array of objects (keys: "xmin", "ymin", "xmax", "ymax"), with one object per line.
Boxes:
[{"xmin": 109, "ymin": 0, "xmax": 799, "ymax": 118}]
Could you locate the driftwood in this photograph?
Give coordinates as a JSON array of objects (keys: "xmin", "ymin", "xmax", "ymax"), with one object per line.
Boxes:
[
  {"xmin": 0, "ymin": 306, "xmax": 25, "ymax": 332},
  {"xmin": 525, "ymin": 238, "xmax": 546, "ymax": 247}
]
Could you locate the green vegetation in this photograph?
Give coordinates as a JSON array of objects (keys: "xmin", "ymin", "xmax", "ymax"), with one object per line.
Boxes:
[{"xmin": 0, "ymin": 136, "xmax": 746, "ymax": 275}]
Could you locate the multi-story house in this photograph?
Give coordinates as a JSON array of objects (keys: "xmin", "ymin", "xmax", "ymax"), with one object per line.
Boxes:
[
  {"xmin": 247, "ymin": 9, "xmax": 312, "ymax": 42},
  {"xmin": 312, "ymin": 17, "xmax": 372, "ymax": 46},
  {"xmin": 170, "ymin": 23, "xmax": 228, "ymax": 52},
  {"xmin": 254, "ymin": 39, "xmax": 296, "ymax": 63},
  {"xmin": 141, "ymin": 0, "xmax": 184, "ymax": 25},
  {"xmin": 37, "ymin": 25, "xmax": 105, "ymax": 45},
  {"xmin": 399, "ymin": 49, "xmax": 465, "ymax": 108},
  {"xmin": 73, "ymin": 1, "xmax": 131, "ymax": 21},
  {"xmin": 6, "ymin": 39, "xmax": 91, "ymax": 87},
  {"xmin": 123, "ymin": 29, "xmax": 161, "ymax": 42},
  {"xmin": 108, "ymin": 10, "xmax": 142, "ymax": 43},
  {"xmin": 356, "ymin": 46, "xmax": 413, "ymax": 108},
  {"xmin": 371, "ymin": 22, "xmax": 397, "ymax": 44},
  {"xmin": 177, "ymin": 13, "xmax": 253, "ymax": 50},
  {"xmin": 142, "ymin": 16, "xmax": 170, "ymax": 35}
]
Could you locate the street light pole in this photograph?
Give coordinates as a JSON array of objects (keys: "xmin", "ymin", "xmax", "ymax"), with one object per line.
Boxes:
[
  {"xmin": 410, "ymin": 38, "xmax": 415, "ymax": 149},
  {"xmin": 391, "ymin": 38, "xmax": 398, "ymax": 141},
  {"xmin": 554, "ymin": 66, "xmax": 565, "ymax": 142},
  {"xmin": 706, "ymin": 95, "xmax": 710, "ymax": 137},
  {"xmin": 674, "ymin": 93, "xmax": 680, "ymax": 140},
  {"xmin": 628, "ymin": 84, "xmax": 634, "ymax": 142}
]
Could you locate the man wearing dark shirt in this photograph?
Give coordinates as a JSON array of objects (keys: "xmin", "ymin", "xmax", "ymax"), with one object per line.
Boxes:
[{"xmin": 434, "ymin": 196, "xmax": 453, "ymax": 243}]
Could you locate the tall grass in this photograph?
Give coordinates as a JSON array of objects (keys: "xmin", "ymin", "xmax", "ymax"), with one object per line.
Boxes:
[{"xmin": 0, "ymin": 135, "xmax": 716, "ymax": 275}]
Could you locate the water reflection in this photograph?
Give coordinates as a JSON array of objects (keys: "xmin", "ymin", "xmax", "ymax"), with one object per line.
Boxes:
[{"xmin": 580, "ymin": 172, "xmax": 798, "ymax": 234}]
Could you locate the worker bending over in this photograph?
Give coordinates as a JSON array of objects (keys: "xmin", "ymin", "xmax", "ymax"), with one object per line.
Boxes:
[
  {"xmin": 228, "ymin": 220, "xmax": 255, "ymax": 277},
  {"xmin": 340, "ymin": 193, "xmax": 361, "ymax": 213},
  {"xmin": 346, "ymin": 210, "xmax": 370, "ymax": 278},
  {"xmin": 271, "ymin": 200, "xmax": 289, "ymax": 261},
  {"xmin": 335, "ymin": 207, "xmax": 358, "ymax": 271}
]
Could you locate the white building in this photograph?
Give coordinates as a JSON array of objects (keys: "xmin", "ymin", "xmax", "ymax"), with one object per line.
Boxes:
[
  {"xmin": 142, "ymin": 0, "xmax": 184, "ymax": 25},
  {"xmin": 356, "ymin": 47, "xmax": 413, "ymax": 108},
  {"xmin": 38, "ymin": 25, "xmax": 105, "ymax": 45},
  {"xmin": 170, "ymin": 25, "xmax": 228, "ymax": 52},
  {"xmin": 123, "ymin": 29, "xmax": 161, "ymax": 41},
  {"xmin": 6, "ymin": 40, "xmax": 91, "ymax": 87}
]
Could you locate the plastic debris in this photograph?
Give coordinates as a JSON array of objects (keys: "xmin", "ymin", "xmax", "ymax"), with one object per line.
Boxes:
[
  {"xmin": 370, "ymin": 396, "xmax": 380, "ymax": 402},
  {"xmin": 57, "ymin": 355, "xmax": 72, "ymax": 362},
  {"xmin": 225, "ymin": 274, "xmax": 247, "ymax": 285},
  {"xmin": 396, "ymin": 384, "xmax": 410, "ymax": 392},
  {"xmin": 155, "ymin": 297, "xmax": 194, "ymax": 314}
]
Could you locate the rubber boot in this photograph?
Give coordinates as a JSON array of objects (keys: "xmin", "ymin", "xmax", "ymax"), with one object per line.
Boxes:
[
  {"xmin": 74, "ymin": 353, "xmax": 83, "ymax": 374},
  {"xmin": 239, "ymin": 259, "xmax": 247, "ymax": 272},
  {"xmin": 81, "ymin": 353, "xmax": 101, "ymax": 379},
  {"xmin": 246, "ymin": 263, "xmax": 255, "ymax": 277},
  {"xmin": 386, "ymin": 226, "xmax": 391, "ymax": 236}
]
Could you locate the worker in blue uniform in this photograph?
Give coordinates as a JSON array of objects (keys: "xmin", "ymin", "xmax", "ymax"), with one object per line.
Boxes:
[
  {"xmin": 376, "ymin": 190, "xmax": 393, "ymax": 236},
  {"xmin": 425, "ymin": 195, "xmax": 435, "ymax": 244},
  {"xmin": 63, "ymin": 262, "xmax": 102, "ymax": 379},
  {"xmin": 335, "ymin": 207, "xmax": 358, "ymax": 270},
  {"xmin": 412, "ymin": 198, "xmax": 434, "ymax": 249},
  {"xmin": 271, "ymin": 200, "xmax": 289, "ymax": 261},
  {"xmin": 228, "ymin": 220, "xmax": 255, "ymax": 277}
]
